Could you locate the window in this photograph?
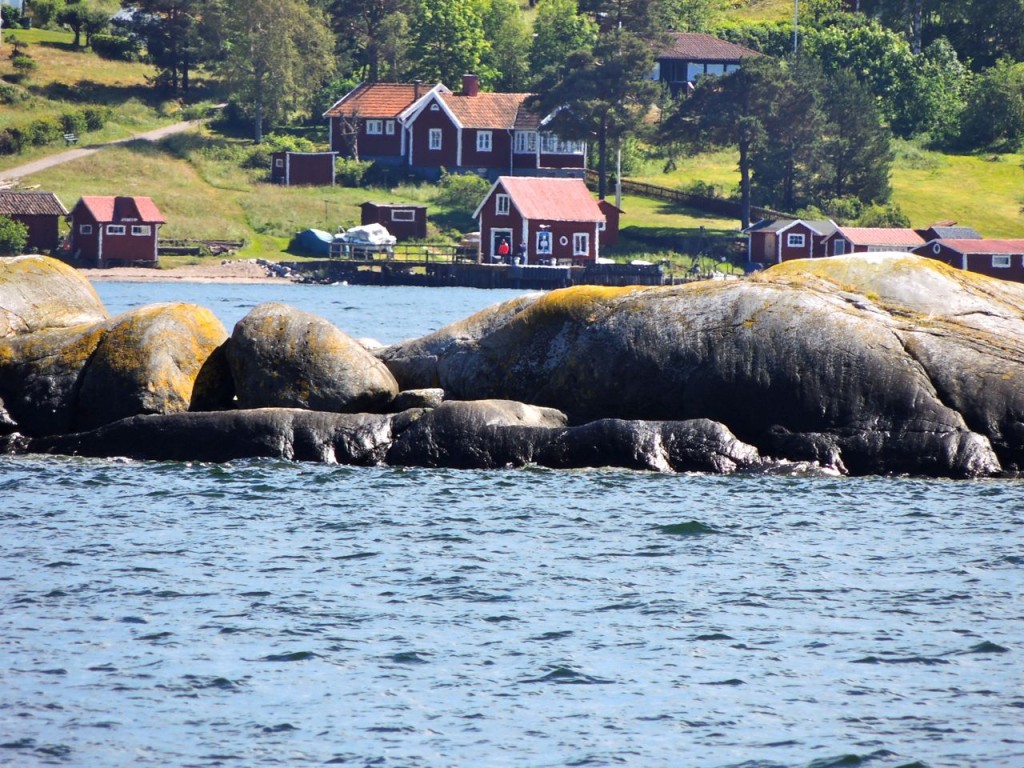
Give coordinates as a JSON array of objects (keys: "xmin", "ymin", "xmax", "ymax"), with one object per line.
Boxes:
[
  {"xmin": 131, "ymin": 225, "xmax": 152, "ymax": 236},
  {"xmin": 430, "ymin": 103, "xmax": 440, "ymax": 111},
  {"xmin": 993, "ymin": 254, "xmax": 1012, "ymax": 268},
  {"xmin": 495, "ymin": 194, "xmax": 510, "ymax": 216},
  {"xmin": 429, "ymin": 128, "xmax": 442, "ymax": 150},
  {"xmin": 540, "ymin": 133, "xmax": 585, "ymax": 155},
  {"xmin": 366, "ymin": 119, "xmax": 383, "ymax": 135},
  {"xmin": 79, "ymin": 224, "xmax": 93, "ymax": 235},
  {"xmin": 787, "ymin": 233, "xmax": 806, "ymax": 248},
  {"xmin": 385, "ymin": 120, "xmax": 395, "ymax": 135},
  {"xmin": 573, "ymin": 233, "xmax": 589, "ymax": 256},
  {"xmin": 536, "ymin": 230, "xmax": 552, "ymax": 255},
  {"xmin": 391, "ymin": 209, "xmax": 415, "ymax": 222},
  {"xmin": 274, "ymin": 158, "xmax": 284, "ymax": 168},
  {"xmin": 476, "ymin": 130, "xmax": 492, "ymax": 152},
  {"xmin": 107, "ymin": 225, "xmax": 126, "ymax": 235},
  {"xmin": 514, "ymin": 131, "xmax": 537, "ymax": 154}
]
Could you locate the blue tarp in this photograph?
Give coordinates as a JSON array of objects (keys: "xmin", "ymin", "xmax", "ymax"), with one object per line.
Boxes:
[{"xmin": 292, "ymin": 228, "xmax": 333, "ymax": 257}]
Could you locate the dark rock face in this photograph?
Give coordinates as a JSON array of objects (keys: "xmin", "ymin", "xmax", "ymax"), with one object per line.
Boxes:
[{"xmin": 227, "ymin": 302, "xmax": 399, "ymax": 412}]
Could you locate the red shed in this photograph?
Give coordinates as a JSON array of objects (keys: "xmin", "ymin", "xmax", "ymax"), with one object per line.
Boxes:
[
  {"xmin": 270, "ymin": 151, "xmax": 338, "ymax": 186},
  {"xmin": 0, "ymin": 190, "xmax": 68, "ymax": 252},
  {"xmin": 360, "ymin": 202, "xmax": 427, "ymax": 241},
  {"xmin": 67, "ymin": 195, "xmax": 165, "ymax": 267},
  {"xmin": 744, "ymin": 219, "xmax": 838, "ymax": 267},
  {"xmin": 915, "ymin": 239, "xmax": 1024, "ymax": 283},
  {"xmin": 473, "ymin": 176, "xmax": 607, "ymax": 265}
]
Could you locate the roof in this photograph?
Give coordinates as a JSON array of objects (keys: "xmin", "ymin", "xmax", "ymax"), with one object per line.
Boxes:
[
  {"xmin": 324, "ymin": 82, "xmax": 432, "ymax": 119},
  {"xmin": 74, "ymin": 196, "xmax": 165, "ymax": 224},
  {"xmin": 930, "ymin": 239, "xmax": 1024, "ymax": 254},
  {"xmin": 0, "ymin": 190, "xmax": 68, "ymax": 216},
  {"xmin": 925, "ymin": 225, "xmax": 982, "ymax": 240},
  {"xmin": 746, "ymin": 219, "xmax": 839, "ymax": 237},
  {"xmin": 477, "ymin": 176, "xmax": 604, "ymax": 222},
  {"xmin": 836, "ymin": 227, "xmax": 925, "ymax": 247},
  {"xmin": 439, "ymin": 90, "xmax": 531, "ymax": 130},
  {"xmin": 658, "ymin": 32, "xmax": 760, "ymax": 62}
]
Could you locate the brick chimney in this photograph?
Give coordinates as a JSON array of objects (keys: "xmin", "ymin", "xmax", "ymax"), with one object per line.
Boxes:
[
  {"xmin": 414, "ymin": 80, "xmax": 421, "ymax": 99},
  {"xmin": 462, "ymin": 74, "xmax": 480, "ymax": 97}
]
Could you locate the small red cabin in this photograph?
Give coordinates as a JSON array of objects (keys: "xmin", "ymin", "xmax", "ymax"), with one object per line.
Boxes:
[
  {"xmin": 360, "ymin": 202, "xmax": 427, "ymax": 241},
  {"xmin": 0, "ymin": 190, "xmax": 67, "ymax": 252},
  {"xmin": 270, "ymin": 151, "xmax": 338, "ymax": 186},
  {"xmin": 67, "ymin": 196, "xmax": 165, "ymax": 267},
  {"xmin": 916, "ymin": 239, "xmax": 1024, "ymax": 283}
]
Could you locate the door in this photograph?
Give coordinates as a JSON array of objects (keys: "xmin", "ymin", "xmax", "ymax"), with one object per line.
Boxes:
[{"xmin": 490, "ymin": 228, "xmax": 512, "ymax": 263}]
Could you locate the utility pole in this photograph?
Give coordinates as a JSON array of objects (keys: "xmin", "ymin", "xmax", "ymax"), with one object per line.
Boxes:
[{"xmin": 793, "ymin": 0, "xmax": 799, "ymax": 54}]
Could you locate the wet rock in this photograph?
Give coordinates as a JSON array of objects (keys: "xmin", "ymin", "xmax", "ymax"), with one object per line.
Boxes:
[
  {"xmin": 227, "ymin": 302, "xmax": 399, "ymax": 412},
  {"xmin": 390, "ymin": 388, "xmax": 445, "ymax": 411}
]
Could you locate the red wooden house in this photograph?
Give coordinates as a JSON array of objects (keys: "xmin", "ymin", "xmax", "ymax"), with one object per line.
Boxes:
[
  {"xmin": 915, "ymin": 239, "xmax": 1024, "ymax": 282},
  {"xmin": 744, "ymin": 219, "xmax": 838, "ymax": 267},
  {"xmin": 473, "ymin": 176, "xmax": 609, "ymax": 265},
  {"xmin": 67, "ymin": 196, "xmax": 165, "ymax": 267},
  {"xmin": 360, "ymin": 202, "xmax": 427, "ymax": 241},
  {"xmin": 270, "ymin": 151, "xmax": 338, "ymax": 186},
  {"xmin": 0, "ymin": 190, "xmax": 67, "ymax": 252},
  {"xmin": 826, "ymin": 227, "xmax": 925, "ymax": 255}
]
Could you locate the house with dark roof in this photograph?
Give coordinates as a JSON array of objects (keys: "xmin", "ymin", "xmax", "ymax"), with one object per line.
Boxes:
[
  {"xmin": 744, "ymin": 219, "xmax": 839, "ymax": 266},
  {"xmin": 0, "ymin": 190, "xmax": 67, "ymax": 252},
  {"xmin": 67, "ymin": 196, "xmax": 165, "ymax": 267},
  {"xmin": 324, "ymin": 75, "xmax": 586, "ymax": 180},
  {"xmin": 916, "ymin": 223, "xmax": 983, "ymax": 242},
  {"xmin": 654, "ymin": 32, "xmax": 760, "ymax": 95},
  {"xmin": 473, "ymin": 176, "xmax": 609, "ymax": 265},
  {"xmin": 826, "ymin": 227, "xmax": 925, "ymax": 255},
  {"xmin": 915, "ymin": 239, "xmax": 1024, "ymax": 282}
]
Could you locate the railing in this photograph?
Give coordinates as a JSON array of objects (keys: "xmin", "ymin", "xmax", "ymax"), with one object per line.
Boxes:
[{"xmin": 328, "ymin": 241, "xmax": 475, "ymax": 263}]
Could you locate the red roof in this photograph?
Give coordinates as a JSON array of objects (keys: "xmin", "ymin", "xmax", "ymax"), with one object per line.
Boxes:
[
  {"xmin": 490, "ymin": 176, "xmax": 604, "ymax": 222},
  {"xmin": 439, "ymin": 91, "xmax": 531, "ymax": 130},
  {"xmin": 324, "ymin": 82, "xmax": 434, "ymax": 119},
  {"xmin": 837, "ymin": 227, "xmax": 925, "ymax": 247},
  {"xmin": 76, "ymin": 196, "xmax": 164, "ymax": 224},
  {"xmin": 659, "ymin": 32, "xmax": 760, "ymax": 62},
  {"xmin": 936, "ymin": 239, "xmax": 1024, "ymax": 254}
]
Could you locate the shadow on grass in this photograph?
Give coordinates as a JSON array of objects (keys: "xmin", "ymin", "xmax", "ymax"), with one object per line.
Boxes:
[
  {"xmin": 32, "ymin": 80, "xmax": 162, "ymax": 107},
  {"xmin": 36, "ymin": 40, "xmax": 82, "ymax": 53}
]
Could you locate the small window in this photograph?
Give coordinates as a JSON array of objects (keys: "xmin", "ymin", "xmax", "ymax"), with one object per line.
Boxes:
[
  {"xmin": 787, "ymin": 233, "xmax": 806, "ymax": 248},
  {"xmin": 514, "ymin": 131, "xmax": 537, "ymax": 154},
  {"xmin": 932, "ymin": 243, "xmax": 942, "ymax": 254},
  {"xmin": 429, "ymin": 128, "xmax": 442, "ymax": 150},
  {"xmin": 430, "ymin": 103, "xmax": 440, "ymax": 111},
  {"xmin": 366, "ymin": 119, "xmax": 383, "ymax": 135},
  {"xmin": 274, "ymin": 158, "xmax": 284, "ymax": 168},
  {"xmin": 385, "ymin": 120, "xmax": 395, "ymax": 135},
  {"xmin": 131, "ymin": 225, "xmax": 152, "ymax": 236},
  {"xmin": 391, "ymin": 209, "xmax": 415, "ymax": 222},
  {"xmin": 536, "ymin": 230, "xmax": 552, "ymax": 255},
  {"xmin": 107, "ymin": 225, "xmax": 126, "ymax": 235},
  {"xmin": 495, "ymin": 194, "xmax": 510, "ymax": 216},
  {"xmin": 573, "ymin": 233, "xmax": 589, "ymax": 256},
  {"xmin": 992, "ymin": 254, "xmax": 1012, "ymax": 268},
  {"xmin": 598, "ymin": 221, "xmax": 606, "ymax": 231},
  {"xmin": 476, "ymin": 130, "xmax": 492, "ymax": 152},
  {"xmin": 79, "ymin": 224, "xmax": 93, "ymax": 235}
]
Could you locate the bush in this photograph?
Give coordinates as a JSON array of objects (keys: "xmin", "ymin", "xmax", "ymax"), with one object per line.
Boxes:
[
  {"xmin": 0, "ymin": 216, "xmax": 29, "ymax": 256},
  {"xmin": 0, "ymin": 82, "xmax": 27, "ymax": 105},
  {"xmin": 0, "ymin": 128, "xmax": 26, "ymax": 156},
  {"xmin": 91, "ymin": 34, "xmax": 141, "ymax": 62},
  {"xmin": 11, "ymin": 54, "xmax": 36, "ymax": 76},
  {"xmin": 335, "ymin": 158, "xmax": 372, "ymax": 187},
  {"xmin": 434, "ymin": 169, "xmax": 491, "ymax": 210},
  {"xmin": 81, "ymin": 106, "xmax": 111, "ymax": 131},
  {"xmin": 27, "ymin": 116, "xmax": 63, "ymax": 145},
  {"xmin": 243, "ymin": 133, "xmax": 318, "ymax": 169},
  {"xmin": 60, "ymin": 111, "xmax": 88, "ymax": 136}
]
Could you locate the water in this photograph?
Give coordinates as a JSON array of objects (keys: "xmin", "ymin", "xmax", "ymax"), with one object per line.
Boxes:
[{"xmin": 2, "ymin": 283, "xmax": 1022, "ymax": 768}]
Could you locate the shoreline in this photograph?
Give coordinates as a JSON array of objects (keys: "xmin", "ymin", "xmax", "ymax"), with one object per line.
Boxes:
[{"xmin": 79, "ymin": 259, "xmax": 302, "ymax": 284}]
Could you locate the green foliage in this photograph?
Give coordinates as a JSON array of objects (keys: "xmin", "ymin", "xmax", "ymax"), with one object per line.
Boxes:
[
  {"xmin": 60, "ymin": 111, "xmax": 88, "ymax": 135},
  {"xmin": 243, "ymin": 133, "xmax": 319, "ymax": 169},
  {"xmin": 956, "ymin": 59, "xmax": 1024, "ymax": 152},
  {"xmin": 81, "ymin": 106, "xmax": 112, "ymax": 131},
  {"xmin": 335, "ymin": 158, "xmax": 373, "ymax": 187},
  {"xmin": 0, "ymin": 216, "xmax": 29, "ymax": 257},
  {"xmin": 90, "ymin": 33, "xmax": 142, "ymax": 62},
  {"xmin": 479, "ymin": 0, "xmax": 531, "ymax": 91},
  {"xmin": 27, "ymin": 0, "xmax": 65, "ymax": 29},
  {"xmin": 0, "ymin": 82, "xmax": 29, "ymax": 105},
  {"xmin": 411, "ymin": 0, "xmax": 494, "ymax": 86},
  {"xmin": 529, "ymin": 0, "xmax": 598, "ymax": 83},
  {"xmin": 856, "ymin": 202, "xmax": 911, "ymax": 228},
  {"xmin": 12, "ymin": 53, "xmax": 38, "ymax": 76},
  {"xmin": 434, "ymin": 168, "xmax": 491, "ymax": 211},
  {"xmin": 27, "ymin": 116, "xmax": 64, "ymax": 145}
]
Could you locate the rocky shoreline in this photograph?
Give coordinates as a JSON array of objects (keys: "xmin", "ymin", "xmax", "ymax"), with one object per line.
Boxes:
[{"xmin": 4, "ymin": 252, "xmax": 1024, "ymax": 478}]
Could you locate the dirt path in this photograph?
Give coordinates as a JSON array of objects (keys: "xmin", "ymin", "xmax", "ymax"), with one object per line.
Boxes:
[{"xmin": 0, "ymin": 119, "xmax": 202, "ymax": 184}]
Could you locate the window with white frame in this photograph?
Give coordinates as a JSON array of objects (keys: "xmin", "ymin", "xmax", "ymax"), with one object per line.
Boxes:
[
  {"xmin": 131, "ymin": 225, "xmax": 152, "ymax": 236},
  {"xmin": 107, "ymin": 225, "xmax": 126, "ymax": 235},
  {"xmin": 495, "ymin": 194, "xmax": 510, "ymax": 215},
  {"xmin": 429, "ymin": 128, "xmax": 442, "ymax": 150},
  {"xmin": 391, "ymin": 209, "xmax": 415, "ymax": 222},
  {"xmin": 573, "ymin": 232, "xmax": 589, "ymax": 256},
  {"xmin": 476, "ymin": 130, "xmax": 492, "ymax": 152},
  {"xmin": 993, "ymin": 254, "xmax": 1013, "ymax": 268},
  {"xmin": 274, "ymin": 158, "xmax": 284, "ymax": 167},
  {"xmin": 514, "ymin": 131, "xmax": 537, "ymax": 154},
  {"xmin": 366, "ymin": 119, "xmax": 383, "ymax": 135},
  {"xmin": 80, "ymin": 224, "xmax": 93, "ymax": 235},
  {"xmin": 540, "ymin": 134, "xmax": 585, "ymax": 154},
  {"xmin": 385, "ymin": 120, "xmax": 395, "ymax": 135},
  {"xmin": 787, "ymin": 233, "xmax": 806, "ymax": 248}
]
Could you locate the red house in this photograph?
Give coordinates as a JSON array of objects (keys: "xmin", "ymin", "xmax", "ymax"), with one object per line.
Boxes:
[
  {"xmin": 67, "ymin": 196, "xmax": 165, "ymax": 267},
  {"xmin": 324, "ymin": 81, "xmax": 437, "ymax": 163},
  {"xmin": 270, "ymin": 151, "xmax": 338, "ymax": 186},
  {"xmin": 360, "ymin": 202, "xmax": 427, "ymax": 241},
  {"xmin": 473, "ymin": 176, "xmax": 609, "ymax": 265},
  {"xmin": 826, "ymin": 227, "xmax": 925, "ymax": 255},
  {"xmin": 744, "ymin": 219, "xmax": 838, "ymax": 267},
  {"xmin": 0, "ymin": 190, "xmax": 67, "ymax": 252},
  {"xmin": 916, "ymin": 239, "xmax": 1024, "ymax": 282}
]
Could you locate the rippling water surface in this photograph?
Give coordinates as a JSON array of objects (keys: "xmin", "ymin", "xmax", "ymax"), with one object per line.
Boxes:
[{"xmin": 2, "ymin": 284, "xmax": 1022, "ymax": 767}]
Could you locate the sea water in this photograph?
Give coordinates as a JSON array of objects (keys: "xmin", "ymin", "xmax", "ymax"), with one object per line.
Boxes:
[{"xmin": 1, "ymin": 282, "xmax": 1021, "ymax": 768}]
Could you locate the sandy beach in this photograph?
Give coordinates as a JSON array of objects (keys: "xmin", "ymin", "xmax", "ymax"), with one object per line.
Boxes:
[{"xmin": 80, "ymin": 259, "xmax": 301, "ymax": 284}]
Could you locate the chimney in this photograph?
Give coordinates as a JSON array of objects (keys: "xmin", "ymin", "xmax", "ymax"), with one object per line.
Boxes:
[
  {"xmin": 414, "ymin": 80, "xmax": 421, "ymax": 99},
  {"xmin": 462, "ymin": 74, "xmax": 480, "ymax": 97}
]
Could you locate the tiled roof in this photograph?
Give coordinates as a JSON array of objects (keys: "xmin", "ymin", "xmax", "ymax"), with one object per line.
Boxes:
[
  {"xmin": 659, "ymin": 32, "xmax": 760, "ymax": 62},
  {"xmin": 497, "ymin": 176, "xmax": 604, "ymax": 222},
  {"xmin": 0, "ymin": 190, "xmax": 68, "ymax": 216},
  {"xmin": 324, "ymin": 82, "xmax": 427, "ymax": 119},
  {"xmin": 440, "ymin": 91, "xmax": 530, "ymax": 129},
  {"xmin": 927, "ymin": 226, "xmax": 982, "ymax": 240},
  {"xmin": 837, "ymin": 227, "xmax": 925, "ymax": 247},
  {"xmin": 77, "ymin": 196, "xmax": 164, "ymax": 224},
  {"xmin": 936, "ymin": 239, "xmax": 1024, "ymax": 254}
]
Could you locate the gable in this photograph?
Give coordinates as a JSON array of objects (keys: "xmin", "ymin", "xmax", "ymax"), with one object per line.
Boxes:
[{"xmin": 495, "ymin": 176, "xmax": 604, "ymax": 222}]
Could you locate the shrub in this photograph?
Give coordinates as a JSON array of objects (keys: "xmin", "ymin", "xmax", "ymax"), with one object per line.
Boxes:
[
  {"xmin": 244, "ymin": 133, "xmax": 318, "ymax": 169},
  {"xmin": 60, "ymin": 111, "xmax": 88, "ymax": 136},
  {"xmin": 335, "ymin": 158, "xmax": 372, "ymax": 187},
  {"xmin": 11, "ymin": 54, "xmax": 36, "ymax": 76},
  {"xmin": 434, "ymin": 169, "xmax": 491, "ymax": 210},
  {"xmin": 91, "ymin": 34, "xmax": 141, "ymax": 62},
  {"xmin": 0, "ymin": 82, "xmax": 27, "ymax": 105},
  {"xmin": 27, "ymin": 116, "xmax": 63, "ymax": 145},
  {"xmin": 0, "ymin": 128, "xmax": 25, "ymax": 156},
  {"xmin": 81, "ymin": 106, "xmax": 111, "ymax": 131},
  {"xmin": 0, "ymin": 216, "xmax": 29, "ymax": 256}
]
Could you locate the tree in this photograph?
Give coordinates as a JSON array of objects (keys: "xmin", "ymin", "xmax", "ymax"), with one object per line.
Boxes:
[
  {"xmin": 411, "ymin": 0, "xmax": 493, "ymax": 86},
  {"xmin": 0, "ymin": 216, "xmax": 28, "ymax": 256},
  {"xmin": 329, "ymin": 0, "xmax": 414, "ymax": 82},
  {"xmin": 479, "ymin": 0, "xmax": 532, "ymax": 92},
  {"xmin": 957, "ymin": 59, "xmax": 1024, "ymax": 151},
  {"xmin": 528, "ymin": 0, "xmax": 597, "ymax": 84},
  {"xmin": 120, "ymin": 0, "xmax": 205, "ymax": 94},
  {"xmin": 211, "ymin": 0, "xmax": 335, "ymax": 143}
]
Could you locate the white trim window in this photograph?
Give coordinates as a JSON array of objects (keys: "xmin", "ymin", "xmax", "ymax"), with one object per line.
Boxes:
[
  {"xmin": 391, "ymin": 209, "xmax": 415, "ymax": 222},
  {"xmin": 540, "ymin": 134, "xmax": 585, "ymax": 154},
  {"xmin": 385, "ymin": 120, "xmax": 395, "ymax": 135},
  {"xmin": 274, "ymin": 158, "xmax": 284, "ymax": 168},
  {"xmin": 514, "ymin": 131, "xmax": 537, "ymax": 154},
  {"xmin": 536, "ymin": 230, "xmax": 552, "ymax": 255},
  {"xmin": 107, "ymin": 224, "xmax": 126, "ymax": 235},
  {"xmin": 495, "ymin": 193, "xmax": 510, "ymax": 216},
  {"xmin": 476, "ymin": 130, "xmax": 492, "ymax": 152},
  {"xmin": 573, "ymin": 233, "xmax": 589, "ymax": 256},
  {"xmin": 429, "ymin": 128, "xmax": 442, "ymax": 150},
  {"xmin": 79, "ymin": 224, "xmax": 93, "ymax": 235},
  {"xmin": 366, "ymin": 119, "xmax": 383, "ymax": 135},
  {"xmin": 131, "ymin": 225, "xmax": 152, "ymax": 236},
  {"xmin": 787, "ymin": 233, "xmax": 806, "ymax": 248},
  {"xmin": 992, "ymin": 254, "xmax": 1013, "ymax": 268}
]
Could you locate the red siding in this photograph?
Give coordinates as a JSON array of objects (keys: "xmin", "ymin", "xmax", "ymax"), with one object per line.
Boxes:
[
  {"xmin": 921, "ymin": 245, "xmax": 1024, "ymax": 283},
  {"xmin": 360, "ymin": 203, "xmax": 427, "ymax": 241},
  {"xmin": 410, "ymin": 105, "xmax": 458, "ymax": 170},
  {"xmin": 13, "ymin": 214, "xmax": 61, "ymax": 251},
  {"xmin": 331, "ymin": 117, "xmax": 403, "ymax": 159}
]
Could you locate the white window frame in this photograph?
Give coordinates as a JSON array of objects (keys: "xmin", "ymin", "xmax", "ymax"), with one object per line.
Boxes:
[
  {"xmin": 536, "ymin": 230, "xmax": 552, "ymax": 255},
  {"xmin": 79, "ymin": 224, "xmax": 93, "ymax": 235},
  {"xmin": 131, "ymin": 225, "xmax": 152, "ymax": 236},
  {"xmin": 385, "ymin": 120, "xmax": 395, "ymax": 135},
  {"xmin": 107, "ymin": 225, "xmax": 126, "ymax": 235},
  {"xmin": 992, "ymin": 254, "xmax": 1012, "ymax": 268},
  {"xmin": 274, "ymin": 158, "xmax": 284, "ymax": 168},
  {"xmin": 495, "ymin": 193, "xmax": 510, "ymax": 216},
  {"xmin": 573, "ymin": 233, "xmax": 589, "ymax": 256},
  {"xmin": 787, "ymin": 233, "xmax": 806, "ymax": 248},
  {"xmin": 476, "ymin": 130, "xmax": 492, "ymax": 152},
  {"xmin": 366, "ymin": 119, "xmax": 383, "ymax": 135},
  {"xmin": 430, "ymin": 103, "xmax": 440, "ymax": 111},
  {"xmin": 429, "ymin": 128, "xmax": 442, "ymax": 150},
  {"xmin": 514, "ymin": 131, "xmax": 537, "ymax": 154},
  {"xmin": 390, "ymin": 209, "xmax": 415, "ymax": 222}
]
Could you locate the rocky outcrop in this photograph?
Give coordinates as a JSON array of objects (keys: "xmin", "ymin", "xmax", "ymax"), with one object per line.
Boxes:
[
  {"xmin": 226, "ymin": 302, "xmax": 399, "ymax": 412},
  {"xmin": 0, "ymin": 254, "xmax": 108, "ymax": 337}
]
